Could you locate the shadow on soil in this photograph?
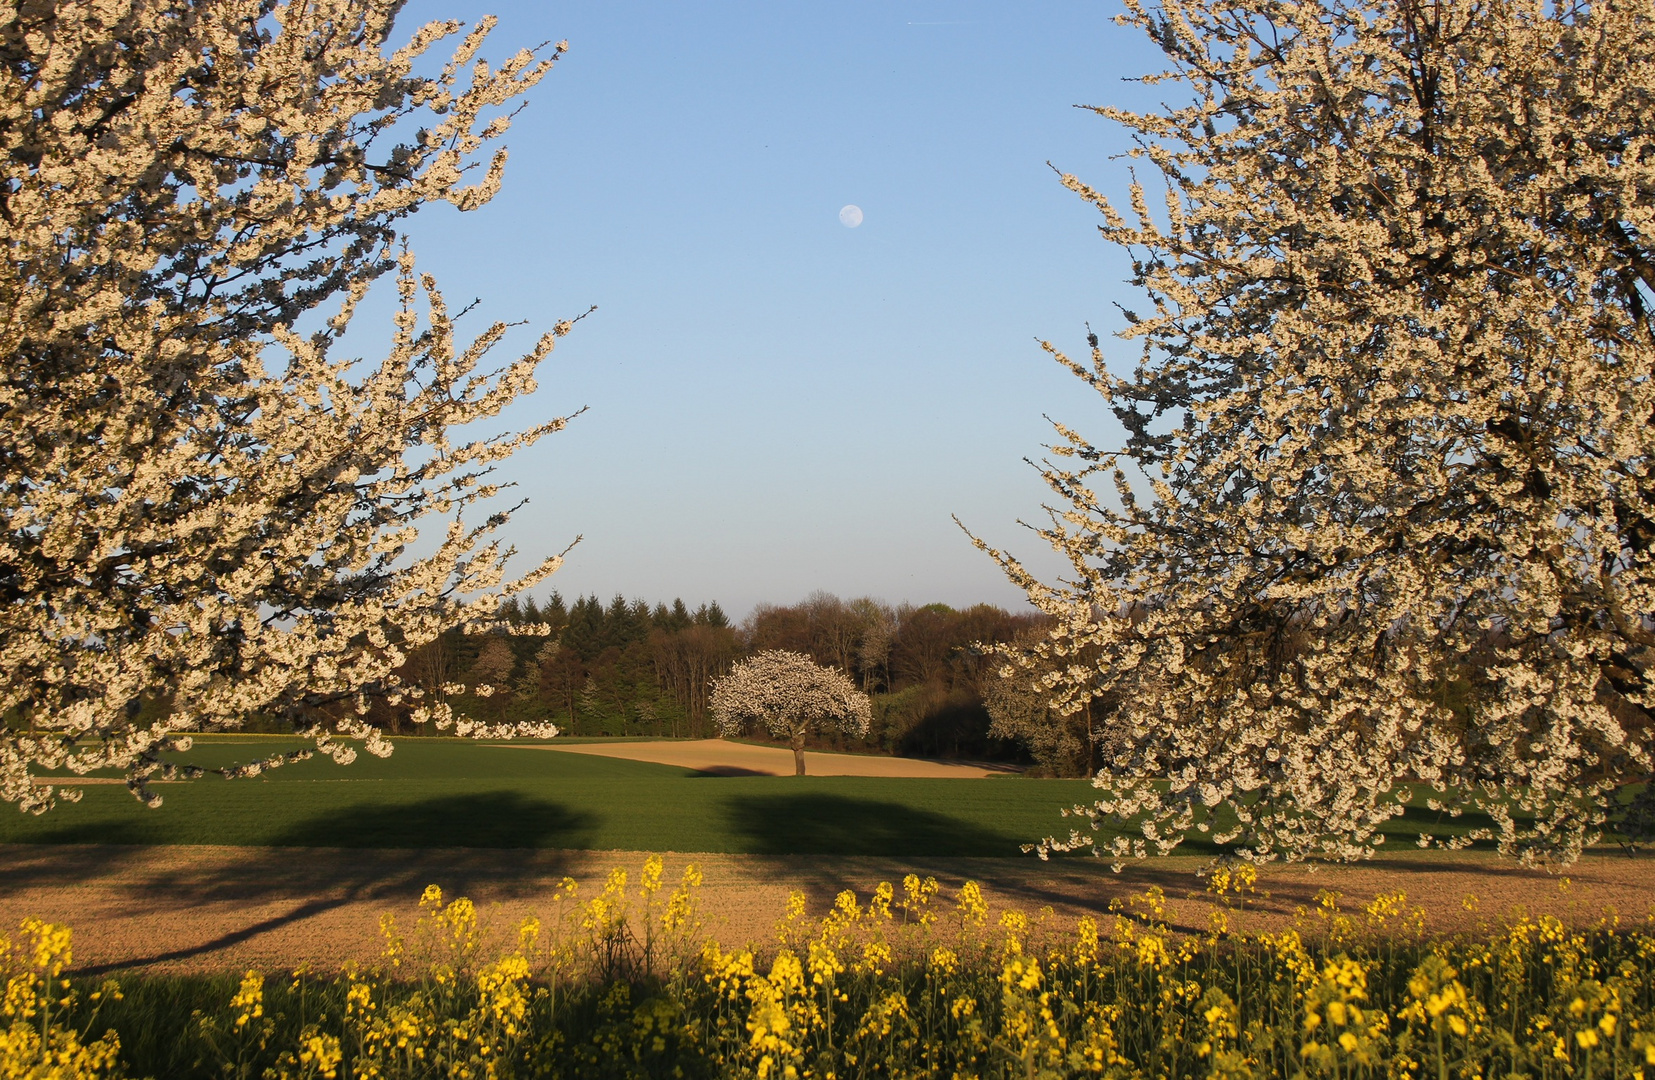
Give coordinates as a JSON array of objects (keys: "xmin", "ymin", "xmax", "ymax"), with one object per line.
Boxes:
[
  {"xmin": 40, "ymin": 793, "xmax": 594, "ymax": 976},
  {"xmin": 723, "ymin": 791, "xmax": 1020, "ymax": 858}
]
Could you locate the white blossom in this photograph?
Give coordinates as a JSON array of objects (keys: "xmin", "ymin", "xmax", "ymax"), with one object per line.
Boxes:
[
  {"xmin": 710, "ymin": 650, "xmax": 871, "ymax": 776},
  {"xmin": 0, "ymin": 1, "xmax": 571, "ymax": 812},
  {"xmin": 973, "ymin": 0, "xmax": 1655, "ymax": 867}
]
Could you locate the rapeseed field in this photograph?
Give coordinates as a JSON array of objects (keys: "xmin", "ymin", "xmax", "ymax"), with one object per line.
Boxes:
[{"xmin": 5, "ymin": 858, "xmax": 1652, "ymax": 1078}]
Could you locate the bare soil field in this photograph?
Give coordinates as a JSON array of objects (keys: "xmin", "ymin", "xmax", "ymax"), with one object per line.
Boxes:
[
  {"xmin": 519, "ymin": 739, "xmax": 1015, "ymax": 778},
  {"xmin": 3, "ymin": 843, "xmax": 1651, "ymax": 977}
]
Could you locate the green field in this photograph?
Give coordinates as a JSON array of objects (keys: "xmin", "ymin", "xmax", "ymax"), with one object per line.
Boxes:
[
  {"xmin": 4, "ymin": 737, "xmax": 1105, "ymax": 856},
  {"xmin": 5, "ymin": 736, "xmax": 1536, "ymax": 857}
]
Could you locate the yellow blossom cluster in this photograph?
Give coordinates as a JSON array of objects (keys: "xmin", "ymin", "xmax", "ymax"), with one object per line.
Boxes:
[
  {"xmin": 0, "ymin": 918, "xmax": 120, "ymax": 1079},
  {"xmin": 14, "ymin": 861, "xmax": 1655, "ymax": 1077}
]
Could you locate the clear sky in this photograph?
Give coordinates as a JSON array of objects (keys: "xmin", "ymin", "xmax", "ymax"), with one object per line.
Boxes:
[{"xmin": 387, "ymin": 1, "xmax": 1164, "ymax": 617}]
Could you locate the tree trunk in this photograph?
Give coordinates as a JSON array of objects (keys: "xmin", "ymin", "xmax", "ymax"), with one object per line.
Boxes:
[{"xmin": 792, "ymin": 730, "xmax": 807, "ymax": 776}]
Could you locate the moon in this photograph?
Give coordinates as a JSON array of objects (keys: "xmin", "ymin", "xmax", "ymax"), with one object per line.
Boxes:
[{"xmin": 838, "ymin": 204, "xmax": 864, "ymax": 228}]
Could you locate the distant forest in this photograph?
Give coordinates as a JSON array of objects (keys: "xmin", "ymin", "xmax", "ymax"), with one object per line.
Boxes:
[{"xmin": 380, "ymin": 592, "xmax": 1051, "ymax": 763}]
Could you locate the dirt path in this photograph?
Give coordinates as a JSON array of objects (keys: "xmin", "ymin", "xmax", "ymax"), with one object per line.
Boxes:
[
  {"xmin": 519, "ymin": 739, "xmax": 1016, "ymax": 778},
  {"xmin": 3, "ymin": 844, "xmax": 1651, "ymax": 977}
]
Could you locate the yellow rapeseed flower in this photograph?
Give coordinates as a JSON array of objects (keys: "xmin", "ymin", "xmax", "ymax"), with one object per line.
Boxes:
[{"xmin": 231, "ymin": 970, "xmax": 265, "ymax": 1030}]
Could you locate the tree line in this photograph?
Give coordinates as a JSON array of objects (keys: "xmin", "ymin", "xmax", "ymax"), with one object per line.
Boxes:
[{"xmin": 383, "ymin": 591, "xmax": 1059, "ymax": 764}]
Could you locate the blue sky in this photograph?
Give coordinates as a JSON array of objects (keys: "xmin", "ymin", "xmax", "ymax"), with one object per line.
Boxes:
[{"xmin": 388, "ymin": 1, "xmax": 1164, "ymax": 617}]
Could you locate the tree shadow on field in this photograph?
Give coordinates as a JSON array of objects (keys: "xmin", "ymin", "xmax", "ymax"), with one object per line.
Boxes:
[
  {"xmin": 43, "ymin": 793, "xmax": 594, "ymax": 976},
  {"xmin": 1378, "ymin": 802, "xmax": 1506, "ymax": 852},
  {"xmin": 7, "ymin": 817, "xmax": 154, "ymax": 847},
  {"xmin": 270, "ymin": 791, "xmax": 597, "ymax": 850},
  {"xmin": 724, "ymin": 792, "xmax": 1020, "ymax": 858},
  {"xmin": 721, "ymin": 792, "xmax": 1213, "ymax": 928}
]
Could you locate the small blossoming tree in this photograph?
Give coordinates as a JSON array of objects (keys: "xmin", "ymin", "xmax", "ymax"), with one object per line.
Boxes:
[
  {"xmin": 0, "ymin": 1, "xmax": 577, "ymax": 812},
  {"xmin": 710, "ymin": 650, "xmax": 871, "ymax": 775},
  {"xmin": 975, "ymin": 0, "xmax": 1655, "ymax": 866}
]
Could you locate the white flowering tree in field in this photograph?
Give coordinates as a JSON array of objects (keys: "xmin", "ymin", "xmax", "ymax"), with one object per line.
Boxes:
[
  {"xmin": 710, "ymin": 650, "xmax": 871, "ymax": 775},
  {"xmin": 0, "ymin": 0, "xmax": 578, "ymax": 813},
  {"xmin": 973, "ymin": 0, "xmax": 1655, "ymax": 867}
]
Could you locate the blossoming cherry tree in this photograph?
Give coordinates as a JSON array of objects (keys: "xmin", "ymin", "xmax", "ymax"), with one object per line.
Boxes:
[
  {"xmin": 710, "ymin": 651, "xmax": 871, "ymax": 775},
  {"xmin": 0, "ymin": 0, "xmax": 577, "ymax": 812},
  {"xmin": 974, "ymin": 0, "xmax": 1655, "ymax": 866}
]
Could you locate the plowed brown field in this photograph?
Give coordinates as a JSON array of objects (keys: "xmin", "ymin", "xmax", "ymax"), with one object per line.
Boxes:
[{"xmin": 3, "ymin": 843, "xmax": 1651, "ymax": 976}]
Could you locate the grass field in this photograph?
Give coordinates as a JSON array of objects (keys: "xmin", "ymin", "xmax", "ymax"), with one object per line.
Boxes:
[
  {"xmin": 5, "ymin": 737, "xmax": 1103, "ymax": 856},
  {"xmin": 3, "ymin": 735, "xmax": 1529, "ymax": 858}
]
